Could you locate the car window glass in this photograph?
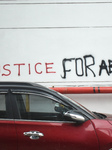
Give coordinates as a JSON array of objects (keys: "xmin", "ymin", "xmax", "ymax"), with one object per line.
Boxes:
[
  {"xmin": 15, "ymin": 94, "xmax": 72, "ymax": 121},
  {"xmin": 0, "ymin": 94, "xmax": 7, "ymax": 118}
]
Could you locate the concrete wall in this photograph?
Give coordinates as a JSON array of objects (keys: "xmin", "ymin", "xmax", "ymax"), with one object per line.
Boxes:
[{"xmin": 65, "ymin": 94, "xmax": 112, "ymax": 114}]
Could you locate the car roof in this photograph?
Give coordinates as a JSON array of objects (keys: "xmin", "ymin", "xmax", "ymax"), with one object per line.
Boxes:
[
  {"xmin": 0, "ymin": 81, "xmax": 58, "ymax": 95},
  {"xmin": 0, "ymin": 81, "xmax": 45, "ymax": 88}
]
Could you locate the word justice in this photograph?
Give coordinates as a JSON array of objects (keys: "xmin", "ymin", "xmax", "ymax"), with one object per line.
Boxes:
[{"xmin": 1, "ymin": 63, "xmax": 56, "ymax": 76}]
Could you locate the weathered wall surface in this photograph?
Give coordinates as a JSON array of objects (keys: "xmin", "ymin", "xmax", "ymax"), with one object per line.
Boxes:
[
  {"xmin": 0, "ymin": 0, "xmax": 112, "ymax": 86},
  {"xmin": 0, "ymin": 0, "xmax": 112, "ymax": 113}
]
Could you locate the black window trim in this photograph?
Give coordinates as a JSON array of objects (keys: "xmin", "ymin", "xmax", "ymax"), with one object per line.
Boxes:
[
  {"xmin": 10, "ymin": 88, "xmax": 93, "ymax": 121},
  {"xmin": 11, "ymin": 91, "xmax": 74, "ymax": 122},
  {"xmin": 14, "ymin": 118, "xmax": 76, "ymax": 123},
  {"xmin": 11, "ymin": 90, "xmax": 70, "ymax": 107},
  {"xmin": 0, "ymin": 89, "xmax": 14, "ymax": 120},
  {"xmin": 11, "ymin": 88, "xmax": 61, "ymax": 101}
]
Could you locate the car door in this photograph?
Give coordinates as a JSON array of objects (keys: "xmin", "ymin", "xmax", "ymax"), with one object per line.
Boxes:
[
  {"xmin": 0, "ymin": 89, "xmax": 17, "ymax": 150},
  {"xmin": 11, "ymin": 89, "xmax": 99, "ymax": 150}
]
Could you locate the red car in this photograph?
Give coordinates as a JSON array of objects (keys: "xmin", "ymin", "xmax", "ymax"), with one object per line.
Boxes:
[{"xmin": 0, "ymin": 82, "xmax": 112, "ymax": 150}]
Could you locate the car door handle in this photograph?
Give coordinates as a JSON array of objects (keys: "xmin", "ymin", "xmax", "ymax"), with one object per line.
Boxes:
[{"xmin": 23, "ymin": 131, "xmax": 44, "ymax": 140}]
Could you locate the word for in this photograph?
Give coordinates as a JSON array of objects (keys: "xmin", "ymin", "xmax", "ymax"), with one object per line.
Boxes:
[
  {"xmin": 61, "ymin": 55, "xmax": 112, "ymax": 79},
  {"xmin": 1, "ymin": 63, "xmax": 56, "ymax": 76}
]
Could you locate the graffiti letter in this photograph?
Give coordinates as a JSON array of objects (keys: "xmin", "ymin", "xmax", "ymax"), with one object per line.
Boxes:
[
  {"xmin": 35, "ymin": 63, "xmax": 42, "ymax": 74},
  {"xmin": 99, "ymin": 60, "xmax": 109, "ymax": 76},
  {"xmin": 83, "ymin": 55, "xmax": 96, "ymax": 77},
  {"xmin": 28, "ymin": 64, "xmax": 31, "ymax": 75},
  {"xmin": 14, "ymin": 63, "xmax": 25, "ymax": 76},
  {"xmin": 75, "ymin": 58, "xmax": 84, "ymax": 76},
  {"xmin": 108, "ymin": 60, "xmax": 112, "ymax": 74},
  {"xmin": 2, "ymin": 64, "xmax": 11, "ymax": 76},
  {"xmin": 45, "ymin": 63, "xmax": 56, "ymax": 73},
  {"xmin": 61, "ymin": 58, "xmax": 74, "ymax": 79}
]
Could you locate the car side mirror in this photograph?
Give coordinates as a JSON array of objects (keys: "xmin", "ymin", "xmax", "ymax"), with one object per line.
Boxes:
[{"xmin": 64, "ymin": 110, "xmax": 86, "ymax": 123}]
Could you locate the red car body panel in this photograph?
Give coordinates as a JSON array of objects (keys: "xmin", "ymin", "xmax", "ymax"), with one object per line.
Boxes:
[
  {"xmin": 15, "ymin": 120, "xmax": 99, "ymax": 150},
  {"xmin": 0, "ymin": 120, "xmax": 17, "ymax": 150},
  {"xmin": 91, "ymin": 119, "xmax": 112, "ymax": 150}
]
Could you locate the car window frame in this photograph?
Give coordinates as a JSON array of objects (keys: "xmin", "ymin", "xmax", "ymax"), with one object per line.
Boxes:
[
  {"xmin": 11, "ymin": 89, "xmax": 75, "ymax": 122},
  {"xmin": 0, "ymin": 89, "xmax": 14, "ymax": 120},
  {"xmin": 11, "ymin": 88, "xmax": 95, "ymax": 122}
]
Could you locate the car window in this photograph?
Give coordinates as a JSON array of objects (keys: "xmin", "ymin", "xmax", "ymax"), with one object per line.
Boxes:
[
  {"xmin": 0, "ymin": 94, "xmax": 7, "ymax": 118},
  {"xmin": 15, "ymin": 93, "xmax": 72, "ymax": 121}
]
